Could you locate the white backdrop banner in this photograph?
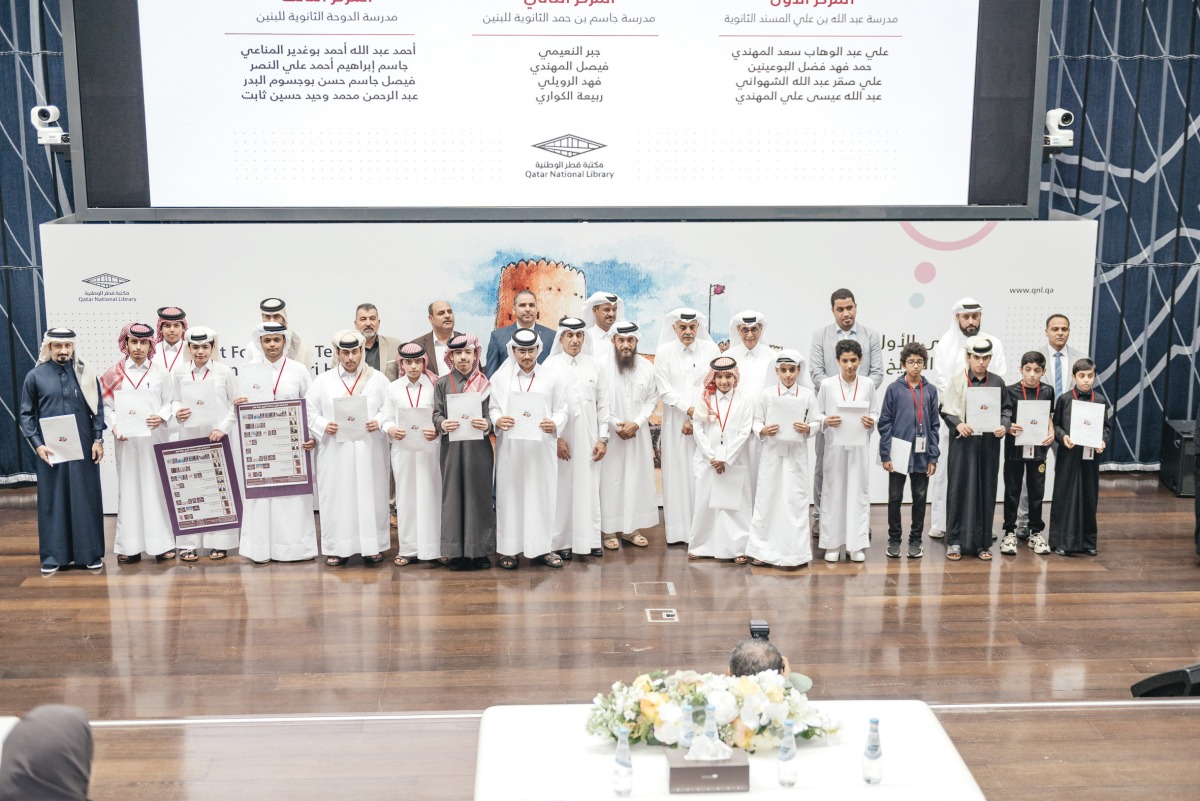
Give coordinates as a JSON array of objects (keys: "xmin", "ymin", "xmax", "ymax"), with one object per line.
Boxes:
[{"xmin": 42, "ymin": 220, "xmax": 1097, "ymax": 510}]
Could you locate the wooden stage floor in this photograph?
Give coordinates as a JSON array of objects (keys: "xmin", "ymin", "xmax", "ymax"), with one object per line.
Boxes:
[{"xmin": 1, "ymin": 473, "xmax": 1198, "ymax": 799}]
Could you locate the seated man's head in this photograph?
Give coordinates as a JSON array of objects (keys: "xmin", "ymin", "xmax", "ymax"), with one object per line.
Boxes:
[{"xmin": 729, "ymin": 639, "xmax": 785, "ymax": 677}]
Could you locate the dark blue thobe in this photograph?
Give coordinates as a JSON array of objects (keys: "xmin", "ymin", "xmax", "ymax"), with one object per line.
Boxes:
[{"xmin": 19, "ymin": 360, "xmax": 106, "ymax": 567}]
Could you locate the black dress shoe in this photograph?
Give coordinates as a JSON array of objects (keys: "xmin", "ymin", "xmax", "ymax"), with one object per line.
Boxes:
[
  {"xmin": 473, "ymin": 556, "xmax": 492, "ymax": 570},
  {"xmin": 447, "ymin": 557, "xmax": 467, "ymax": 571},
  {"xmin": 557, "ymin": 549, "xmax": 573, "ymax": 562},
  {"xmin": 589, "ymin": 548, "xmax": 604, "ymax": 558},
  {"xmin": 1052, "ymin": 548, "xmax": 1070, "ymax": 556},
  {"xmin": 1082, "ymin": 548, "xmax": 1098, "ymax": 556}
]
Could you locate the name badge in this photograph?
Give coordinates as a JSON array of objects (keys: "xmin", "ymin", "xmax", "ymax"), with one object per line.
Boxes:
[
  {"xmin": 1023, "ymin": 445, "xmax": 1036, "ymax": 460},
  {"xmin": 714, "ymin": 439, "xmax": 727, "ymax": 462},
  {"xmin": 1082, "ymin": 447, "xmax": 1094, "ymax": 461},
  {"xmin": 914, "ymin": 436, "xmax": 926, "ymax": 453}
]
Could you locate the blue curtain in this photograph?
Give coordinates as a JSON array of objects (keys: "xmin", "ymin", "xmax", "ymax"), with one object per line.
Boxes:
[{"xmin": 2, "ymin": 0, "xmax": 1199, "ymax": 480}]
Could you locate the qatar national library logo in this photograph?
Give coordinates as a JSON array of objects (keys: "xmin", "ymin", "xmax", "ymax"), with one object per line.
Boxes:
[{"xmin": 82, "ymin": 273, "xmax": 130, "ymax": 289}]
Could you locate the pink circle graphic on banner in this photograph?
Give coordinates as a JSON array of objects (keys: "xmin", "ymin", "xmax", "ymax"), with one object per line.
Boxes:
[
  {"xmin": 900, "ymin": 221, "xmax": 999, "ymax": 251},
  {"xmin": 914, "ymin": 262, "xmax": 936, "ymax": 283}
]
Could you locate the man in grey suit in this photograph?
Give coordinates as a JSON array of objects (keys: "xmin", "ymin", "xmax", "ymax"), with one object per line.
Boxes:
[
  {"xmin": 809, "ymin": 288, "xmax": 884, "ymax": 535},
  {"xmin": 355, "ymin": 303, "xmax": 403, "ymax": 382},
  {"xmin": 485, "ymin": 290, "xmax": 556, "ymax": 378},
  {"xmin": 410, "ymin": 300, "xmax": 462, "ymax": 378}
]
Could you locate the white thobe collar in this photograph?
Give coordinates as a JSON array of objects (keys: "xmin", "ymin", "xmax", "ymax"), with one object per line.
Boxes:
[
  {"xmin": 407, "ymin": 378, "xmax": 422, "ymax": 390},
  {"xmin": 338, "ymin": 366, "xmax": 360, "ymax": 381},
  {"xmin": 777, "ymin": 382, "xmax": 798, "ymax": 396},
  {"xmin": 839, "ymin": 374, "xmax": 859, "ymax": 389},
  {"xmin": 716, "ymin": 390, "xmax": 732, "ymax": 402},
  {"xmin": 265, "ymin": 356, "xmax": 286, "ymax": 372},
  {"xmin": 125, "ymin": 358, "xmax": 148, "ymax": 373}
]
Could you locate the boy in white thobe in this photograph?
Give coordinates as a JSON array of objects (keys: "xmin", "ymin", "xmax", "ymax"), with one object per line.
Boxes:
[
  {"xmin": 546, "ymin": 318, "xmax": 611, "ymax": 559},
  {"xmin": 100, "ymin": 322, "xmax": 175, "ymax": 563},
  {"xmin": 654, "ymin": 308, "xmax": 720, "ymax": 545},
  {"xmin": 307, "ymin": 330, "xmax": 391, "ymax": 566},
  {"xmin": 599, "ymin": 321, "xmax": 660, "ymax": 550},
  {"xmin": 171, "ymin": 326, "xmax": 240, "ymax": 561},
  {"xmin": 747, "ymin": 349, "xmax": 822, "ymax": 567},
  {"xmin": 816, "ymin": 339, "xmax": 880, "ymax": 563},
  {"xmin": 490, "ymin": 327, "xmax": 569, "ymax": 569},
  {"xmin": 688, "ymin": 356, "xmax": 755, "ymax": 561},
  {"xmin": 384, "ymin": 341, "xmax": 442, "ymax": 566},
  {"xmin": 237, "ymin": 323, "xmax": 318, "ymax": 563}
]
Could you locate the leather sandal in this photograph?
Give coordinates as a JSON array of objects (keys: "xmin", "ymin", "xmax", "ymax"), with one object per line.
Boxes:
[
  {"xmin": 533, "ymin": 552, "xmax": 564, "ymax": 568},
  {"xmin": 325, "ymin": 556, "xmax": 348, "ymax": 567},
  {"xmin": 179, "ymin": 549, "xmax": 198, "ymax": 562},
  {"xmin": 499, "ymin": 555, "xmax": 518, "ymax": 570},
  {"xmin": 208, "ymin": 549, "xmax": 228, "ymax": 560},
  {"xmin": 603, "ymin": 536, "xmax": 621, "ymax": 550},
  {"xmin": 393, "ymin": 555, "xmax": 412, "ymax": 567},
  {"xmin": 622, "ymin": 532, "xmax": 649, "ymax": 547}
]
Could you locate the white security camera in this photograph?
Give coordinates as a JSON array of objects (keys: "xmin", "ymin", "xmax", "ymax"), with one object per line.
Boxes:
[
  {"xmin": 1044, "ymin": 108, "xmax": 1074, "ymax": 148},
  {"xmin": 30, "ymin": 105, "xmax": 68, "ymax": 145}
]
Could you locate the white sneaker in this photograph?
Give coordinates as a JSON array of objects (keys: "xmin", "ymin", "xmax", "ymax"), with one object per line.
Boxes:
[
  {"xmin": 929, "ymin": 528, "xmax": 945, "ymax": 539},
  {"xmin": 849, "ymin": 550, "xmax": 866, "ymax": 563},
  {"xmin": 999, "ymin": 533, "xmax": 1019, "ymax": 555},
  {"xmin": 1028, "ymin": 533, "xmax": 1051, "ymax": 554},
  {"xmin": 824, "ymin": 550, "xmax": 840, "ymax": 563}
]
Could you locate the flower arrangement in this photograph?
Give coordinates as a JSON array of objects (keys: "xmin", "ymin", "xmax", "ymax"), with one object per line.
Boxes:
[{"xmin": 586, "ymin": 669, "xmax": 840, "ymax": 753}]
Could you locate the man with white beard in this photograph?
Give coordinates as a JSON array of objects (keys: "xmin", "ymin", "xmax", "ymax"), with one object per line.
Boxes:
[
  {"xmin": 307, "ymin": 330, "xmax": 391, "ymax": 567},
  {"xmin": 490, "ymin": 327, "xmax": 569, "ymax": 569},
  {"xmin": 654, "ymin": 308, "xmax": 720, "ymax": 545},
  {"xmin": 546, "ymin": 318, "xmax": 611, "ymax": 559},
  {"xmin": 599, "ymin": 321, "xmax": 660, "ymax": 550},
  {"xmin": 928, "ymin": 297, "xmax": 1008, "ymax": 539}
]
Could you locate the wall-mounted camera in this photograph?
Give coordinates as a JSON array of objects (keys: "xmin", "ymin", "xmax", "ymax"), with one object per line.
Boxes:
[
  {"xmin": 749, "ymin": 619, "xmax": 770, "ymax": 641},
  {"xmin": 1044, "ymin": 108, "xmax": 1074, "ymax": 149},
  {"xmin": 31, "ymin": 105, "xmax": 68, "ymax": 146}
]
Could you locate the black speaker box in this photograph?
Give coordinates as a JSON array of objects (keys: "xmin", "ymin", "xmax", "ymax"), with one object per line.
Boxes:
[
  {"xmin": 1159, "ymin": 418, "xmax": 1195, "ymax": 498},
  {"xmin": 1131, "ymin": 664, "xmax": 1200, "ymax": 697}
]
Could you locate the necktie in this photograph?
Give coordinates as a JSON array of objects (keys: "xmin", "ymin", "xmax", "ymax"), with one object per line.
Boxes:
[{"xmin": 1054, "ymin": 352, "xmax": 1064, "ymax": 395}]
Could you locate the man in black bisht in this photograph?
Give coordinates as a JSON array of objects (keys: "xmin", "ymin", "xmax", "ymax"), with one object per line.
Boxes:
[{"xmin": 18, "ymin": 328, "xmax": 106, "ymax": 575}]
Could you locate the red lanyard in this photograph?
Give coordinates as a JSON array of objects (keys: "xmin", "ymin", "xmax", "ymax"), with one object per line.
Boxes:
[
  {"xmin": 406, "ymin": 383, "xmax": 422, "ymax": 408},
  {"xmin": 120, "ymin": 363, "xmax": 148, "ymax": 390},
  {"xmin": 340, "ymin": 369, "xmax": 363, "ymax": 397},
  {"xmin": 519, "ymin": 371, "xmax": 535, "ymax": 393},
  {"xmin": 1071, "ymin": 388, "xmax": 1095, "ymax": 402},
  {"xmin": 271, "ymin": 358, "xmax": 288, "ymax": 398},
  {"xmin": 907, "ymin": 380, "xmax": 924, "ymax": 430},
  {"xmin": 450, "ymin": 371, "xmax": 479, "ymax": 394},
  {"xmin": 1021, "ymin": 383, "xmax": 1040, "ymax": 401},
  {"xmin": 965, "ymin": 369, "xmax": 989, "ymax": 387},
  {"xmin": 714, "ymin": 390, "xmax": 734, "ymax": 433},
  {"xmin": 191, "ymin": 366, "xmax": 209, "ymax": 382},
  {"xmin": 839, "ymin": 378, "xmax": 859, "ymax": 401},
  {"xmin": 161, "ymin": 345, "xmax": 181, "ymax": 373}
]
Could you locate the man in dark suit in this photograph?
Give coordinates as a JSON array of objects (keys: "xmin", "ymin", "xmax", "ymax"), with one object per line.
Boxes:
[
  {"xmin": 410, "ymin": 300, "xmax": 462, "ymax": 378},
  {"xmin": 485, "ymin": 290, "xmax": 556, "ymax": 378}
]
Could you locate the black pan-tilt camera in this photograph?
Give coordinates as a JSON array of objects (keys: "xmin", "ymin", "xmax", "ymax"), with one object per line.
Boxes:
[{"xmin": 749, "ymin": 619, "xmax": 770, "ymax": 641}]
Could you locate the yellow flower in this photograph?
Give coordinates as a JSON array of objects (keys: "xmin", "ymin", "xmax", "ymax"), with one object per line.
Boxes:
[
  {"xmin": 633, "ymin": 674, "xmax": 653, "ymax": 693},
  {"xmin": 765, "ymin": 685, "xmax": 784, "ymax": 704},
  {"xmin": 640, "ymin": 692, "xmax": 666, "ymax": 723},
  {"xmin": 734, "ymin": 676, "xmax": 759, "ymax": 697},
  {"xmin": 732, "ymin": 721, "xmax": 755, "ymax": 750}
]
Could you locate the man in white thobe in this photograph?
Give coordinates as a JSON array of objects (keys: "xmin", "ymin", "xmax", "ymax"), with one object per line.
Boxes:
[
  {"xmin": 546, "ymin": 318, "xmax": 611, "ymax": 559},
  {"xmin": 244, "ymin": 297, "xmax": 315, "ymax": 369},
  {"xmin": 600, "ymin": 322, "xmax": 661, "ymax": 549},
  {"xmin": 238, "ymin": 322, "xmax": 318, "ymax": 563},
  {"xmin": 724, "ymin": 310, "xmax": 789, "ymax": 493},
  {"xmin": 584, "ymin": 291, "xmax": 623, "ymax": 381},
  {"xmin": 929, "ymin": 297, "xmax": 1008, "ymax": 538},
  {"xmin": 490, "ymin": 327, "xmax": 569, "ymax": 569},
  {"xmin": 100, "ymin": 322, "xmax": 175, "ymax": 563},
  {"xmin": 155, "ymin": 306, "xmax": 189, "ymax": 442},
  {"xmin": 307, "ymin": 330, "xmax": 391, "ymax": 566},
  {"xmin": 654, "ymin": 308, "xmax": 720, "ymax": 544}
]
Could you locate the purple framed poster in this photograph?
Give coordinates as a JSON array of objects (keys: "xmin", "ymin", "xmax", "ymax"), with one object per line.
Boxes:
[
  {"xmin": 236, "ymin": 399, "xmax": 314, "ymax": 499},
  {"xmin": 154, "ymin": 436, "xmax": 243, "ymax": 538}
]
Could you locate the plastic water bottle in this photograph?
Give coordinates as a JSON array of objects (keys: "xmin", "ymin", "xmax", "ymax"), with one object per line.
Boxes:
[
  {"xmin": 703, "ymin": 704, "xmax": 718, "ymax": 742},
  {"xmin": 862, "ymin": 717, "xmax": 882, "ymax": 785},
  {"xmin": 680, "ymin": 703, "xmax": 694, "ymax": 749},
  {"xmin": 777, "ymin": 719, "xmax": 799, "ymax": 787},
  {"xmin": 613, "ymin": 726, "xmax": 633, "ymax": 797}
]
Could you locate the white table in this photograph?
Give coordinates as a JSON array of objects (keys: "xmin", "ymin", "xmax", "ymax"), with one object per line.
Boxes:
[{"xmin": 475, "ymin": 701, "xmax": 986, "ymax": 800}]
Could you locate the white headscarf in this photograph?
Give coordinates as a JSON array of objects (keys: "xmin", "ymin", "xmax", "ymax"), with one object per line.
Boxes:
[
  {"xmin": 931, "ymin": 297, "xmax": 980, "ymax": 391},
  {"xmin": 656, "ymin": 308, "xmax": 715, "ymax": 352},
  {"xmin": 583, "ymin": 291, "xmax": 625, "ymax": 326},
  {"xmin": 547, "ymin": 318, "xmax": 593, "ymax": 360},
  {"xmin": 249, "ymin": 322, "xmax": 294, "ymax": 363},
  {"xmin": 491, "ymin": 327, "xmax": 544, "ymax": 408},
  {"xmin": 36, "ymin": 328, "xmax": 99, "ymax": 414},
  {"xmin": 727, "ymin": 310, "xmax": 766, "ymax": 346},
  {"xmin": 774, "ymin": 347, "xmax": 812, "ymax": 390},
  {"xmin": 941, "ymin": 334, "xmax": 995, "ymax": 420}
]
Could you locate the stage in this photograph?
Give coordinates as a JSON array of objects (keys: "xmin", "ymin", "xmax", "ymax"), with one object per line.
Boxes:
[{"xmin": 1, "ymin": 473, "xmax": 1198, "ymax": 799}]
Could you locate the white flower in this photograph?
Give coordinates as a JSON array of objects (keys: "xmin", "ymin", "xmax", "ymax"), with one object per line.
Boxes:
[
  {"xmin": 739, "ymin": 692, "xmax": 768, "ymax": 729},
  {"xmin": 762, "ymin": 701, "xmax": 788, "ymax": 728},
  {"xmin": 653, "ymin": 702, "xmax": 683, "ymax": 745},
  {"xmin": 707, "ymin": 689, "xmax": 739, "ymax": 726}
]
